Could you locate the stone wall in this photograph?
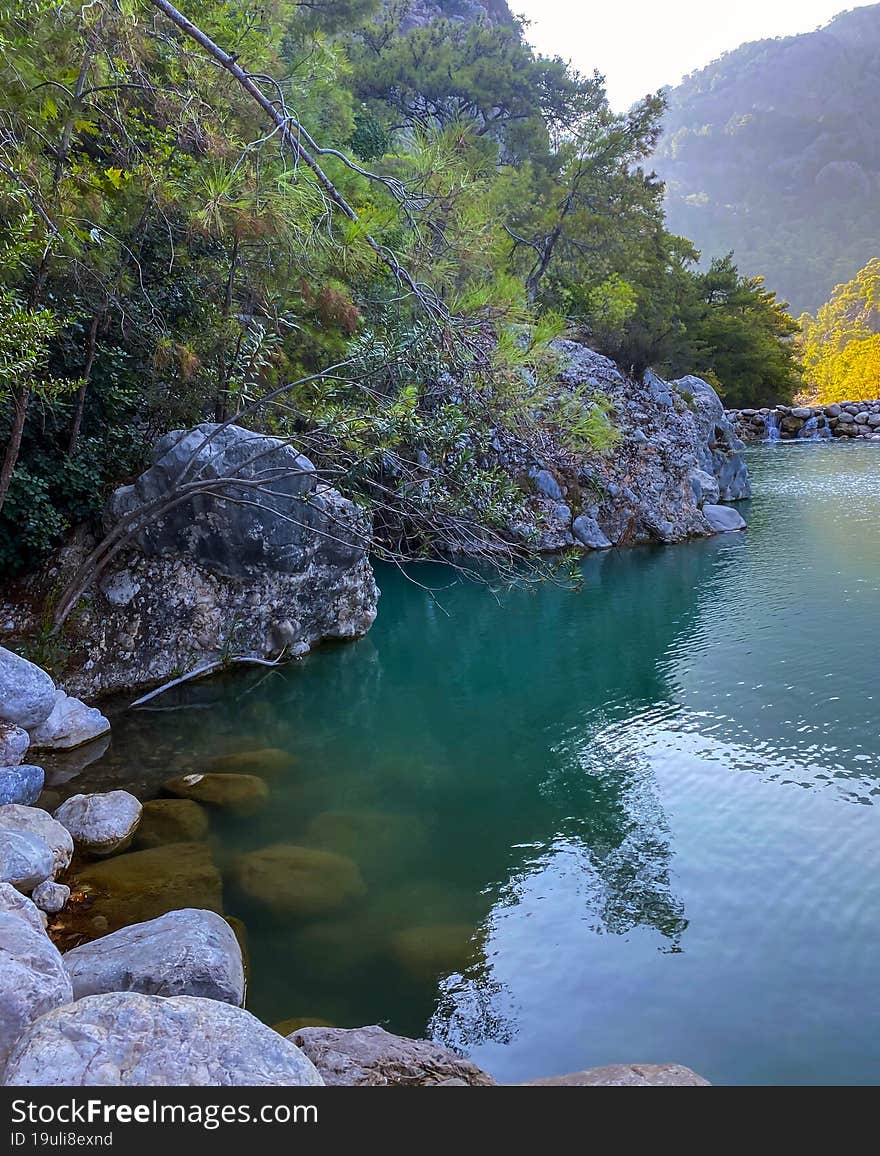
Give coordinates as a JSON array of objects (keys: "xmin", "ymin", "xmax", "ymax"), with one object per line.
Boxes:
[{"xmin": 728, "ymin": 401, "xmax": 880, "ymax": 442}]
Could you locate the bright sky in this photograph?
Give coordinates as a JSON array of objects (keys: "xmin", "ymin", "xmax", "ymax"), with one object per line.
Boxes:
[{"xmin": 515, "ymin": 0, "xmax": 877, "ymax": 109}]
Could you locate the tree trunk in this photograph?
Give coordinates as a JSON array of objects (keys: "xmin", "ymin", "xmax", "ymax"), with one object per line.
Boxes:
[
  {"xmin": 0, "ymin": 388, "xmax": 30, "ymax": 517},
  {"xmin": 68, "ymin": 311, "xmax": 101, "ymax": 457}
]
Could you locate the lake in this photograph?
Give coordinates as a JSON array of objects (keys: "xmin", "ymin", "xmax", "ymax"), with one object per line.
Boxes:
[{"xmin": 70, "ymin": 441, "xmax": 880, "ymax": 1086}]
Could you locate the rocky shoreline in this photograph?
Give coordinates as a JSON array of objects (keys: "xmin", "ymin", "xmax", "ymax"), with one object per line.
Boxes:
[
  {"xmin": 728, "ymin": 400, "xmax": 880, "ymax": 442},
  {"xmin": 1, "ymin": 342, "xmax": 751, "ymax": 702}
]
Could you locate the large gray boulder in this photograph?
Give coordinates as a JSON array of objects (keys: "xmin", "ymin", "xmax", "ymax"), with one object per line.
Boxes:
[
  {"xmin": 572, "ymin": 515, "xmax": 612, "ymax": 550},
  {"xmin": 28, "ymin": 690, "xmax": 110, "ymax": 752},
  {"xmin": 54, "ymin": 791, "xmax": 142, "ymax": 857},
  {"xmin": 0, "ymin": 765, "xmax": 44, "ymax": 807},
  {"xmin": 0, "ymin": 830, "xmax": 54, "ymax": 892},
  {"xmin": 0, "ymin": 885, "xmax": 73, "ymax": 1074},
  {"xmin": 289, "ymin": 1025, "xmax": 496, "ymax": 1086},
  {"xmin": 3, "ymin": 994, "xmax": 325, "ymax": 1086},
  {"xmin": 703, "ymin": 504, "xmax": 747, "ymax": 533},
  {"xmin": 0, "ymin": 724, "xmax": 29, "ymax": 767},
  {"xmin": 37, "ymin": 424, "xmax": 379, "ymax": 701},
  {"xmin": 0, "ymin": 648, "xmax": 56, "ymax": 730},
  {"xmin": 521, "ymin": 1063, "xmax": 711, "ymax": 1086},
  {"xmin": 0, "ymin": 806, "xmax": 73, "ymax": 875},
  {"xmin": 62, "ymin": 909, "xmax": 245, "ymax": 1005},
  {"xmin": 107, "ymin": 423, "xmax": 366, "ymax": 579}
]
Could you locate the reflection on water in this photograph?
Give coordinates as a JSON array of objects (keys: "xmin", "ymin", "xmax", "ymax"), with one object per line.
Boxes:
[{"xmin": 56, "ymin": 442, "xmax": 880, "ymax": 1085}]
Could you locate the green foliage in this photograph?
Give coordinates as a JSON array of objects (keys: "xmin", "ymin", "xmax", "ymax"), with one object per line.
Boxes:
[{"xmin": 0, "ymin": 0, "xmax": 804, "ymax": 574}]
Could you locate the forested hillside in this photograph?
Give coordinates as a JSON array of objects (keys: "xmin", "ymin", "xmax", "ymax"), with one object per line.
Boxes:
[
  {"xmin": 0, "ymin": 0, "xmax": 798, "ymax": 575},
  {"xmin": 657, "ymin": 3, "xmax": 880, "ymax": 316}
]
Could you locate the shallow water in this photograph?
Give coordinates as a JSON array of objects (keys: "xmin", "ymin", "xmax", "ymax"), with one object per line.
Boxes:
[{"xmin": 65, "ymin": 441, "xmax": 880, "ymax": 1085}]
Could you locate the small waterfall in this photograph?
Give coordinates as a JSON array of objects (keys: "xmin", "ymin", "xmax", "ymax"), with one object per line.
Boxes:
[
  {"xmin": 763, "ymin": 412, "xmax": 781, "ymax": 442},
  {"xmin": 797, "ymin": 415, "xmax": 832, "ymax": 441}
]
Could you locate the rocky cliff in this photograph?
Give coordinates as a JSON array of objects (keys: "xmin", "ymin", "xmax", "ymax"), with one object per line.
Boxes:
[{"xmin": 0, "ymin": 344, "xmax": 748, "ymax": 701}]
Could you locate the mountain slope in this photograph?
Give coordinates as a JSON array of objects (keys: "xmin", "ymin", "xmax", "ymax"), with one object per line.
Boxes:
[{"xmin": 655, "ymin": 4, "xmax": 880, "ymax": 315}]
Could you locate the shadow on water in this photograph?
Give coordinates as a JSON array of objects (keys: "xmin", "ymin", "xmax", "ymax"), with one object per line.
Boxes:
[{"xmin": 50, "ymin": 441, "xmax": 880, "ymax": 1085}]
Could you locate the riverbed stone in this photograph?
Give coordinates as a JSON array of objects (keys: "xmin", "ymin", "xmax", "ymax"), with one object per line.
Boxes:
[
  {"xmin": 133, "ymin": 798, "xmax": 209, "ymax": 849},
  {"xmin": 3, "ymin": 993, "xmax": 324, "ymax": 1086},
  {"xmin": 0, "ymin": 647, "xmax": 56, "ymax": 731},
  {"xmin": 71, "ymin": 842, "xmax": 223, "ymax": 933},
  {"xmin": 0, "ymin": 830, "xmax": 54, "ymax": 892},
  {"xmin": 0, "ymin": 724, "xmax": 29, "ymax": 767},
  {"xmin": 703, "ymin": 504, "xmax": 747, "ymax": 533},
  {"xmin": 521, "ymin": 1063, "xmax": 711, "ymax": 1086},
  {"xmin": 390, "ymin": 922, "xmax": 474, "ymax": 980},
  {"xmin": 28, "ymin": 690, "xmax": 110, "ymax": 752},
  {"xmin": 0, "ymin": 765, "xmax": 44, "ymax": 806},
  {"xmin": 54, "ymin": 791, "xmax": 142, "ymax": 857},
  {"xmin": 233, "ymin": 843, "xmax": 365, "ymax": 916},
  {"xmin": 0, "ymin": 805, "xmax": 73, "ymax": 875},
  {"xmin": 31, "ymin": 880, "xmax": 70, "ymax": 914},
  {"xmin": 198, "ymin": 748, "xmax": 295, "ymax": 776},
  {"xmin": 62, "ymin": 908, "xmax": 245, "ymax": 1005},
  {"xmin": 0, "ymin": 888, "xmax": 73, "ymax": 1075},
  {"xmin": 290, "ymin": 1025, "xmax": 496, "ymax": 1087},
  {"xmin": 163, "ymin": 772, "xmax": 269, "ymax": 813},
  {"xmin": 303, "ymin": 809, "xmax": 425, "ymax": 880},
  {"xmin": 572, "ymin": 515, "xmax": 613, "ymax": 550}
]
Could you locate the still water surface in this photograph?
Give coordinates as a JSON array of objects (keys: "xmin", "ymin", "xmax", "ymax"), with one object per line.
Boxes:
[{"xmin": 76, "ymin": 443, "xmax": 880, "ymax": 1085}]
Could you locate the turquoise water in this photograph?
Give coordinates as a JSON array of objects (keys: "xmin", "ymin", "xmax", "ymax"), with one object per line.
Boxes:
[{"xmin": 76, "ymin": 442, "xmax": 880, "ymax": 1085}]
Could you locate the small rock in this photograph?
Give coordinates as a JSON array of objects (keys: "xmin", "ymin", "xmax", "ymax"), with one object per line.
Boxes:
[
  {"xmin": 531, "ymin": 469, "xmax": 563, "ymax": 500},
  {"xmin": 0, "ymin": 647, "xmax": 56, "ymax": 730},
  {"xmin": 99, "ymin": 570, "xmax": 141, "ymax": 608},
  {"xmin": 3, "ymin": 993, "xmax": 324, "ymax": 1086},
  {"xmin": 0, "ymin": 830, "xmax": 54, "ymax": 892},
  {"xmin": 521, "ymin": 1063, "xmax": 710, "ymax": 1086},
  {"xmin": 62, "ymin": 909, "xmax": 245, "ymax": 1006},
  {"xmin": 233, "ymin": 843, "xmax": 365, "ymax": 916},
  {"xmin": 572, "ymin": 515, "xmax": 612, "ymax": 550},
  {"xmin": 29, "ymin": 689, "xmax": 111, "ymax": 752},
  {"xmin": 31, "ymin": 880, "xmax": 70, "ymax": 914},
  {"xmin": 0, "ymin": 765, "xmax": 44, "ymax": 806},
  {"xmin": 703, "ymin": 504, "xmax": 747, "ymax": 533},
  {"xmin": 198, "ymin": 748, "xmax": 295, "ymax": 776},
  {"xmin": 0, "ymin": 805, "xmax": 73, "ymax": 874},
  {"xmin": 54, "ymin": 791, "xmax": 142, "ymax": 857},
  {"xmin": 163, "ymin": 772, "xmax": 269, "ymax": 813},
  {"xmin": 0, "ymin": 724, "xmax": 29, "ymax": 767},
  {"xmin": 0, "ymin": 888, "xmax": 72, "ymax": 1074},
  {"xmin": 290, "ymin": 1025, "xmax": 496, "ymax": 1087},
  {"xmin": 133, "ymin": 798, "xmax": 209, "ymax": 849}
]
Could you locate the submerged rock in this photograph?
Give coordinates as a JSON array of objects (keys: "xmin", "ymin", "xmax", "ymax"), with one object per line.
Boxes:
[
  {"xmin": 0, "ymin": 647, "xmax": 56, "ymax": 731},
  {"xmin": 290, "ymin": 1025, "xmax": 496, "ymax": 1087},
  {"xmin": 0, "ymin": 805, "xmax": 73, "ymax": 875},
  {"xmin": 273, "ymin": 1017, "xmax": 335, "ymax": 1035},
  {"xmin": 54, "ymin": 791, "xmax": 142, "ymax": 857},
  {"xmin": 163, "ymin": 772, "xmax": 268, "ymax": 813},
  {"xmin": 0, "ymin": 724, "xmax": 29, "ymax": 767},
  {"xmin": 233, "ymin": 843, "xmax": 365, "ymax": 917},
  {"xmin": 3, "ymin": 993, "xmax": 324, "ymax": 1086},
  {"xmin": 389, "ymin": 922, "xmax": 474, "ymax": 980},
  {"xmin": 28, "ymin": 690, "xmax": 110, "ymax": 752},
  {"xmin": 0, "ymin": 765, "xmax": 44, "ymax": 807},
  {"xmin": 133, "ymin": 798, "xmax": 209, "ymax": 849},
  {"xmin": 703, "ymin": 504, "xmax": 747, "ymax": 533},
  {"xmin": 0, "ymin": 886, "xmax": 73, "ymax": 1075},
  {"xmin": 521, "ymin": 1063, "xmax": 711, "ymax": 1086},
  {"xmin": 303, "ymin": 809, "xmax": 426, "ymax": 879},
  {"xmin": 62, "ymin": 909, "xmax": 245, "ymax": 1006},
  {"xmin": 198, "ymin": 748, "xmax": 295, "ymax": 776},
  {"xmin": 70, "ymin": 842, "xmax": 222, "ymax": 933},
  {"xmin": 0, "ymin": 830, "xmax": 54, "ymax": 892}
]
